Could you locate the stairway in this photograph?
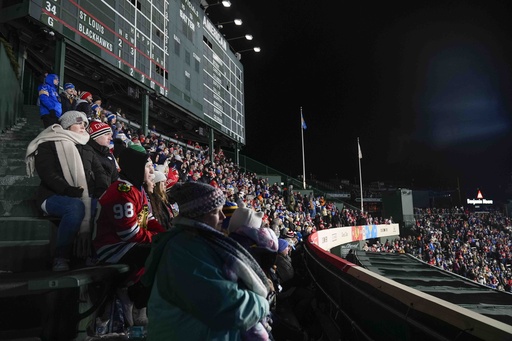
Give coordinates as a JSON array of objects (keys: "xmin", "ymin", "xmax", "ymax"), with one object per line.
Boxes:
[{"xmin": 0, "ymin": 105, "xmax": 57, "ymax": 273}]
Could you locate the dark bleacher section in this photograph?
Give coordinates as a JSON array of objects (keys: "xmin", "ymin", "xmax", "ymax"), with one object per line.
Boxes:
[{"xmin": 0, "ymin": 106, "xmax": 128, "ymax": 341}]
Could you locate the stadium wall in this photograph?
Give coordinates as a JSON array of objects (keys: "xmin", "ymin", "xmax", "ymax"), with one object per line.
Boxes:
[{"xmin": 305, "ymin": 226, "xmax": 512, "ymax": 340}]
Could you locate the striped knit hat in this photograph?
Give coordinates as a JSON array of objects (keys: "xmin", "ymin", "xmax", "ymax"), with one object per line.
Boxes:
[
  {"xmin": 80, "ymin": 91, "xmax": 92, "ymax": 100},
  {"xmin": 88, "ymin": 121, "xmax": 112, "ymax": 139},
  {"xmin": 221, "ymin": 201, "xmax": 238, "ymax": 230},
  {"xmin": 168, "ymin": 182, "xmax": 225, "ymax": 219}
]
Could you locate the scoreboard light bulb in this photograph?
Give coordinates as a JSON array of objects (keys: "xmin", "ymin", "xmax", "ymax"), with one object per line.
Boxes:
[
  {"xmin": 245, "ymin": 34, "xmax": 253, "ymax": 40},
  {"xmin": 234, "ymin": 19, "xmax": 243, "ymax": 25},
  {"xmin": 254, "ymin": 47, "xmax": 261, "ymax": 52},
  {"xmin": 222, "ymin": 1, "xmax": 232, "ymax": 7}
]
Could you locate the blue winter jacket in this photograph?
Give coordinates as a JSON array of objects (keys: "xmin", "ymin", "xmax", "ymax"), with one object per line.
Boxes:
[{"xmin": 38, "ymin": 74, "xmax": 62, "ymax": 118}]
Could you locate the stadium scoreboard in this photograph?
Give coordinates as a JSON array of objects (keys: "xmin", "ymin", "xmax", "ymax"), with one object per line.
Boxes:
[{"xmin": 30, "ymin": 0, "xmax": 245, "ymax": 143}]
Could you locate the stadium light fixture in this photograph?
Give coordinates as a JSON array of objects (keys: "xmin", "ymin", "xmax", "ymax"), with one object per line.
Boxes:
[
  {"xmin": 237, "ymin": 47, "xmax": 261, "ymax": 53},
  {"xmin": 203, "ymin": 0, "xmax": 232, "ymax": 12},
  {"xmin": 217, "ymin": 19, "xmax": 242, "ymax": 29},
  {"xmin": 234, "ymin": 47, "xmax": 261, "ymax": 60},
  {"xmin": 227, "ymin": 34, "xmax": 253, "ymax": 41}
]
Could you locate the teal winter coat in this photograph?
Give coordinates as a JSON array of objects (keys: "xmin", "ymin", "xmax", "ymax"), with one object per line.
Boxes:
[{"xmin": 143, "ymin": 217, "xmax": 270, "ymax": 340}]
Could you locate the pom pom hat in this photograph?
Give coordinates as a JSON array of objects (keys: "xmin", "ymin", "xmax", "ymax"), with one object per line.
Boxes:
[
  {"xmin": 88, "ymin": 121, "xmax": 112, "ymax": 139},
  {"xmin": 168, "ymin": 182, "xmax": 225, "ymax": 219}
]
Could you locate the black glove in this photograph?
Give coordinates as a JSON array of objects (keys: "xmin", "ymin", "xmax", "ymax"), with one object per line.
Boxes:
[
  {"xmin": 64, "ymin": 186, "xmax": 84, "ymax": 198},
  {"xmin": 49, "ymin": 109, "xmax": 57, "ymax": 118}
]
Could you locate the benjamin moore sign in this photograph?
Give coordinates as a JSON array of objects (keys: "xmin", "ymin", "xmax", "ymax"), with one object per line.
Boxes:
[{"xmin": 467, "ymin": 190, "xmax": 493, "ymax": 205}]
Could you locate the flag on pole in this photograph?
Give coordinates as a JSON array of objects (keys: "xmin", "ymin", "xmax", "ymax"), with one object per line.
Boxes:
[
  {"xmin": 301, "ymin": 113, "xmax": 307, "ymax": 130},
  {"xmin": 358, "ymin": 139, "xmax": 363, "ymax": 159}
]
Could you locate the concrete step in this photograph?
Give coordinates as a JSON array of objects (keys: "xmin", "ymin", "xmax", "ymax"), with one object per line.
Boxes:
[
  {"xmin": 0, "ymin": 184, "xmax": 38, "ymax": 200},
  {"xmin": 0, "ymin": 157, "xmax": 26, "ymax": 166},
  {"xmin": 0, "ymin": 182, "xmax": 41, "ymax": 216},
  {"xmin": 0, "ymin": 217, "xmax": 57, "ymax": 272},
  {"xmin": 0, "ymin": 165, "xmax": 29, "ymax": 177},
  {"xmin": 0, "ymin": 142, "xmax": 31, "ymax": 149},
  {"xmin": 0, "ymin": 127, "xmax": 39, "ymax": 135},
  {"xmin": 0, "ymin": 175, "xmax": 39, "ymax": 186},
  {"xmin": 0, "ymin": 198, "xmax": 40, "ymax": 217},
  {"xmin": 0, "ymin": 158, "xmax": 26, "ymax": 168},
  {"xmin": 0, "ymin": 144, "xmax": 32, "ymax": 149}
]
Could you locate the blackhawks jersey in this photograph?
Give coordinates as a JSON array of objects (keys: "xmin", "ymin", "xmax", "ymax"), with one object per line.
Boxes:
[{"xmin": 93, "ymin": 179, "xmax": 164, "ymax": 263}]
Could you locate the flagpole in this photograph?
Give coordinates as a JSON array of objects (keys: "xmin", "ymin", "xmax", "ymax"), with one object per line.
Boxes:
[
  {"xmin": 301, "ymin": 107, "xmax": 306, "ymax": 189},
  {"xmin": 358, "ymin": 137, "xmax": 364, "ymax": 212}
]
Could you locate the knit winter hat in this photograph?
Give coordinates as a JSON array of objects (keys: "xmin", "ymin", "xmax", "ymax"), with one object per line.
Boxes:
[
  {"xmin": 128, "ymin": 143, "xmax": 147, "ymax": 154},
  {"xmin": 64, "ymin": 83, "xmax": 75, "ymax": 90},
  {"xmin": 119, "ymin": 147, "xmax": 150, "ymax": 188},
  {"xmin": 278, "ymin": 238, "xmax": 289, "ymax": 253},
  {"xmin": 153, "ymin": 171, "xmax": 166, "ymax": 184},
  {"xmin": 228, "ymin": 207, "xmax": 263, "ymax": 234},
  {"xmin": 228, "ymin": 207, "xmax": 279, "ymax": 252},
  {"xmin": 59, "ymin": 110, "xmax": 89, "ymax": 129},
  {"xmin": 221, "ymin": 201, "xmax": 238, "ymax": 230},
  {"xmin": 155, "ymin": 164, "xmax": 168, "ymax": 174},
  {"xmin": 80, "ymin": 92, "xmax": 92, "ymax": 100},
  {"xmin": 88, "ymin": 121, "xmax": 112, "ymax": 139},
  {"xmin": 168, "ymin": 182, "xmax": 225, "ymax": 219}
]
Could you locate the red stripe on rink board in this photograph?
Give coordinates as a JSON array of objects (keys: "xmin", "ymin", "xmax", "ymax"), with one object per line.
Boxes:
[{"xmin": 307, "ymin": 233, "xmax": 356, "ymax": 273}]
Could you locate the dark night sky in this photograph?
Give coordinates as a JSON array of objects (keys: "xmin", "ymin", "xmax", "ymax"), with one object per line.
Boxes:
[{"xmin": 208, "ymin": 1, "xmax": 512, "ymax": 200}]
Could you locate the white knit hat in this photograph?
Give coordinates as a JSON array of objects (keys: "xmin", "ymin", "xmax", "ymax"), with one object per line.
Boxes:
[
  {"xmin": 228, "ymin": 207, "xmax": 263, "ymax": 233},
  {"xmin": 153, "ymin": 171, "xmax": 167, "ymax": 184}
]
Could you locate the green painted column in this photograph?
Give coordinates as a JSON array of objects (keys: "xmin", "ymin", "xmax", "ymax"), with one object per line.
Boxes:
[
  {"xmin": 209, "ymin": 128, "xmax": 215, "ymax": 163},
  {"xmin": 141, "ymin": 92, "xmax": 149, "ymax": 136},
  {"xmin": 54, "ymin": 39, "xmax": 65, "ymax": 85},
  {"xmin": 235, "ymin": 142, "xmax": 240, "ymax": 165}
]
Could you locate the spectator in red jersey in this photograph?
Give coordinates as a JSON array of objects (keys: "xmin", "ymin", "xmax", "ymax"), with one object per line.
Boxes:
[{"xmin": 93, "ymin": 145, "xmax": 165, "ymax": 327}]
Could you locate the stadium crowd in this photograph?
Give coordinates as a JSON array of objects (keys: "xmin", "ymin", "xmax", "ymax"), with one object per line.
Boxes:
[
  {"xmin": 31, "ymin": 75, "xmax": 357, "ymax": 339},
  {"xmin": 365, "ymin": 208, "xmax": 512, "ymax": 293},
  {"xmin": 30, "ymin": 75, "xmax": 512, "ymax": 339}
]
